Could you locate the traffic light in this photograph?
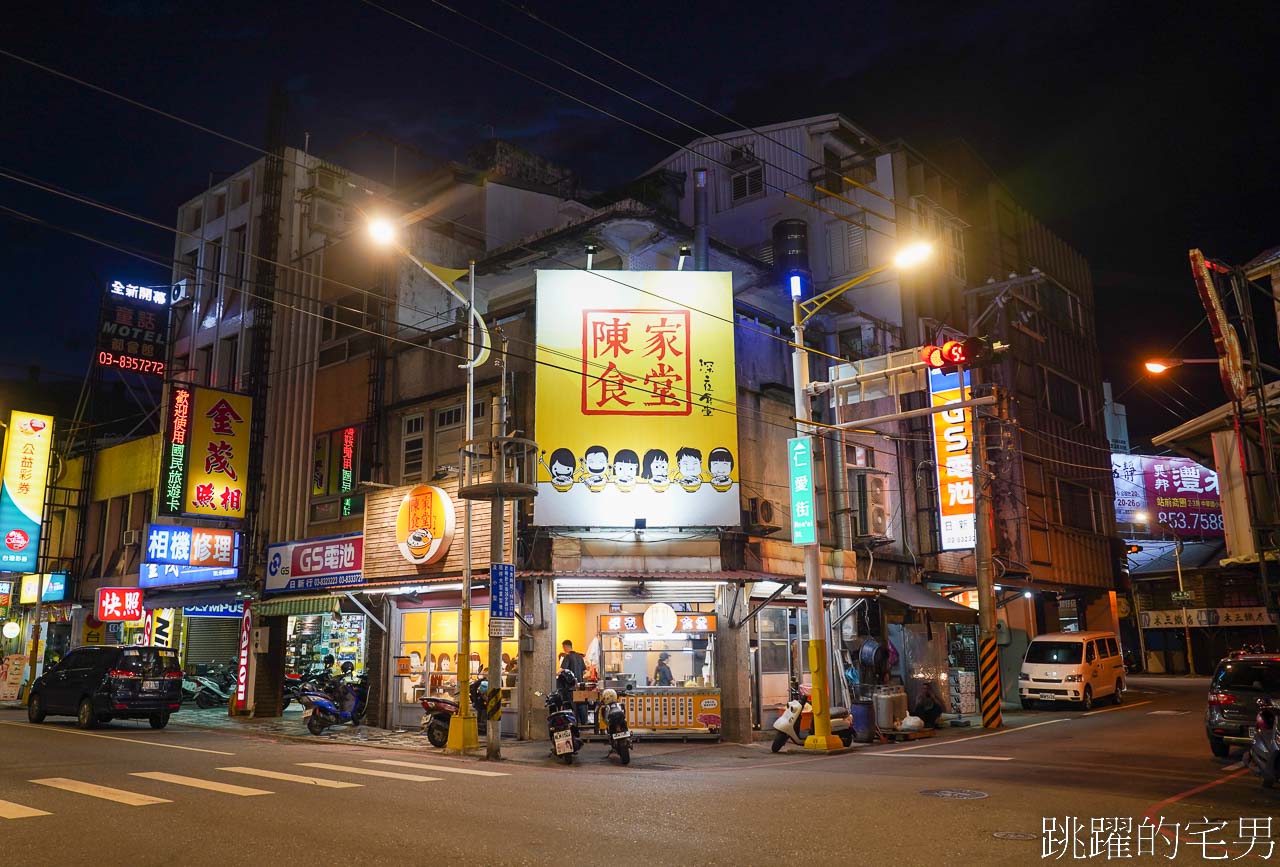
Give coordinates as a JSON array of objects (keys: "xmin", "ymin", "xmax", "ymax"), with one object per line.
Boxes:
[{"xmin": 920, "ymin": 337, "xmax": 1003, "ymax": 370}]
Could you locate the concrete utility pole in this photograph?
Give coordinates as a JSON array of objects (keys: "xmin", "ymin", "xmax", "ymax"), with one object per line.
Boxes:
[
  {"xmin": 485, "ymin": 333, "xmax": 510, "ymax": 760},
  {"xmin": 972, "ymin": 381, "xmax": 1003, "ymax": 729}
]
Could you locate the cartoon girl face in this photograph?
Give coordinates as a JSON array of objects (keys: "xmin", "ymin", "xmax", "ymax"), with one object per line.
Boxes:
[
  {"xmin": 549, "ymin": 458, "xmax": 575, "ymax": 485},
  {"xmin": 648, "ymin": 457, "xmax": 668, "ymax": 480},
  {"xmin": 709, "ymin": 459, "xmax": 732, "ymax": 480},
  {"xmin": 614, "ymin": 459, "xmax": 639, "ymax": 485}
]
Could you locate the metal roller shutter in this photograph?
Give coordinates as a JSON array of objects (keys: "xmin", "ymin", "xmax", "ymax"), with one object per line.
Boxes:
[{"xmin": 184, "ymin": 618, "xmax": 241, "ymax": 669}]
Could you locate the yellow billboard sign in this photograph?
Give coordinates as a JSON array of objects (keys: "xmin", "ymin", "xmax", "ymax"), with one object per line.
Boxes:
[
  {"xmin": 533, "ymin": 270, "xmax": 739, "ymax": 527},
  {"xmin": 185, "ymin": 388, "xmax": 252, "ymax": 518},
  {"xmin": 0, "ymin": 411, "xmax": 54, "ymax": 571}
]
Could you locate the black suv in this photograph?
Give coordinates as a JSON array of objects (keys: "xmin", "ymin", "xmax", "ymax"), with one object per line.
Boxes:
[
  {"xmin": 28, "ymin": 645, "xmax": 183, "ymax": 729},
  {"xmin": 1206, "ymin": 652, "xmax": 1280, "ymax": 757}
]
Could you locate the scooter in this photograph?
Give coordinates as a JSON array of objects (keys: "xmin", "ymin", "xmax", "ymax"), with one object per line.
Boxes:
[
  {"xmin": 187, "ymin": 673, "xmax": 233, "ymax": 708},
  {"xmin": 771, "ymin": 680, "xmax": 854, "ymax": 752},
  {"xmin": 299, "ymin": 662, "xmax": 370, "ymax": 735},
  {"xmin": 419, "ymin": 677, "xmax": 488, "ymax": 748},
  {"xmin": 1247, "ymin": 699, "xmax": 1278, "ymax": 789},
  {"xmin": 599, "ymin": 687, "xmax": 632, "ymax": 765},
  {"xmin": 539, "ymin": 670, "xmax": 583, "ymax": 764}
]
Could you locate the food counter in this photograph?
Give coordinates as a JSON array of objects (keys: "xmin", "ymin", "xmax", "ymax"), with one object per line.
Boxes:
[{"xmin": 583, "ymin": 686, "xmax": 722, "ymax": 739}]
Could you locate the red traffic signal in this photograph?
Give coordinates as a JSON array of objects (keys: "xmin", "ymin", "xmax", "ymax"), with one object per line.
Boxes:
[
  {"xmin": 920, "ymin": 345, "xmax": 947, "ymax": 368},
  {"xmin": 921, "ymin": 337, "xmax": 997, "ymax": 370}
]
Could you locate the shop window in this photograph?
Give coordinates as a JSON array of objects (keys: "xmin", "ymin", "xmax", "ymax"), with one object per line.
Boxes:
[
  {"xmin": 401, "ymin": 413, "xmax": 425, "ymax": 484},
  {"xmin": 1056, "ymin": 479, "xmax": 1096, "ymax": 533},
  {"xmin": 432, "ymin": 400, "xmax": 487, "ymax": 478},
  {"xmin": 285, "ymin": 614, "xmax": 367, "ymax": 677},
  {"xmin": 395, "ymin": 609, "xmax": 519, "ymax": 721},
  {"xmin": 310, "ymin": 425, "xmax": 369, "ymax": 521}
]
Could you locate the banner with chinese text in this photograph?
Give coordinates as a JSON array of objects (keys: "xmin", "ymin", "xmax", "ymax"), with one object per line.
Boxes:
[
  {"xmin": 1111, "ymin": 453, "xmax": 1222, "ymax": 536},
  {"xmin": 0, "ymin": 411, "xmax": 54, "ymax": 572},
  {"xmin": 264, "ymin": 533, "xmax": 363, "ymax": 594},
  {"xmin": 160, "ymin": 385, "xmax": 252, "ymax": 519},
  {"xmin": 532, "ymin": 270, "xmax": 739, "ymax": 527},
  {"xmin": 928, "ymin": 368, "xmax": 974, "ymax": 550}
]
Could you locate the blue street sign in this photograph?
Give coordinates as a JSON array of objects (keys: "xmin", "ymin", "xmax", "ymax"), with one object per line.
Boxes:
[
  {"xmin": 788, "ymin": 437, "xmax": 817, "ymax": 545},
  {"xmin": 490, "ymin": 563, "xmax": 516, "ymax": 619}
]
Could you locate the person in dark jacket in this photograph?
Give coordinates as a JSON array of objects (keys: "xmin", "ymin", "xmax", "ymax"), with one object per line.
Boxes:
[{"xmin": 654, "ymin": 652, "xmax": 675, "ymax": 686}]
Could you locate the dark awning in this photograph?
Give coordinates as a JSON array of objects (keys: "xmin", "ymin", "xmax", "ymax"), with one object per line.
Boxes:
[{"xmin": 878, "ymin": 582, "xmax": 978, "ymax": 624}]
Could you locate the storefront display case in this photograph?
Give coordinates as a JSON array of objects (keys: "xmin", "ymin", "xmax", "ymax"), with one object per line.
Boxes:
[{"xmin": 285, "ymin": 613, "xmax": 368, "ymax": 677}]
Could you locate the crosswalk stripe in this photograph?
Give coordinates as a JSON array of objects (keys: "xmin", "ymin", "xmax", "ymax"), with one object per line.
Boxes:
[
  {"xmin": 0, "ymin": 799, "xmax": 51, "ymax": 819},
  {"xmin": 365, "ymin": 759, "xmax": 509, "ymax": 777},
  {"xmin": 130, "ymin": 772, "xmax": 272, "ymax": 796},
  {"xmin": 217, "ymin": 767, "xmax": 362, "ymax": 789},
  {"xmin": 297, "ymin": 762, "xmax": 441, "ymax": 782},
  {"xmin": 32, "ymin": 778, "xmax": 170, "ymax": 806}
]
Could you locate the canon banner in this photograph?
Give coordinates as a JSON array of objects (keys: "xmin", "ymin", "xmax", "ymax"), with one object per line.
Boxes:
[
  {"xmin": 264, "ymin": 533, "xmax": 363, "ymax": 594},
  {"xmin": 1111, "ymin": 453, "xmax": 1223, "ymax": 536},
  {"xmin": 532, "ymin": 270, "xmax": 739, "ymax": 528},
  {"xmin": 0, "ymin": 411, "xmax": 54, "ymax": 572}
]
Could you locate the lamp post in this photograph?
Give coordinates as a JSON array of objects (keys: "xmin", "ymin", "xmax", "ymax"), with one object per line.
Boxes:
[
  {"xmin": 1135, "ymin": 510, "xmax": 1195, "ymax": 674},
  {"xmin": 370, "ymin": 216, "xmax": 487, "ymax": 751},
  {"xmin": 789, "ymin": 241, "xmax": 932, "ymax": 751},
  {"xmin": 1144, "ymin": 357, "xmax": 1280, "ymax": 378}
]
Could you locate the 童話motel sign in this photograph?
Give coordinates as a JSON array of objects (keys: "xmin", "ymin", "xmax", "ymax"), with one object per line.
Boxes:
[{"xmin": 788, "ymin": 436, "xmax": 816, "ymax": 545}]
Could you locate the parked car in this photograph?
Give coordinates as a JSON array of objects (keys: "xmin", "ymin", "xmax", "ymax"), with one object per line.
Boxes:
[
  {"xmin": 1206, "ymin": 652, "xmax": 1280, "ymax": 758},
  {"xmin": 27, "ymin": 645, "xmax": 183, "ymax": 729},
  {"xmin": 1018, "ymin": 631, "xmax": 1126, "ymax": 710}
]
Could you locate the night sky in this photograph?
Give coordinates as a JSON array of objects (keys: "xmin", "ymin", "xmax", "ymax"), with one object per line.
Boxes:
[{"xmin": 2, "ymin": 1, "xmax": 1277, "ymax": 444}]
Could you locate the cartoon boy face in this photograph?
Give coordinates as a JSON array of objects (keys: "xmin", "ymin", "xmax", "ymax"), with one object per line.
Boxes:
[
  {"xmin": 678, "ymin": 453, "xmax": 702, "ymax": 479},
  {"xmin": 583, "ymin": 448, "xmax": 608, "ymax": 477}
]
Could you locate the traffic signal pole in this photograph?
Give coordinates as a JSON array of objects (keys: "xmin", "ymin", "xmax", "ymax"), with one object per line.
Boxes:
[{"xmin": 972, "ymin": 380, "xmax": 1003, "ymax": 729}]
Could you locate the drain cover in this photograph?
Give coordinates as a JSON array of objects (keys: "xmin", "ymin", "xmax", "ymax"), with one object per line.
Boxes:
[
  {"xmin": 993, "ymin": 832, "xmax": 1037, "ymax": 841},
  {"xmin": 920, "ymin": 788, "xmax": 988, "ymax": 800}
]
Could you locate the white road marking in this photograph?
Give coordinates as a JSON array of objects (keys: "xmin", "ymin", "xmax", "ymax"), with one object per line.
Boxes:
[
  {"xmin": 1146, "ymin": 709, "xmax": 1189, "ymax": 716},
  {"xmin": 32, "ymin": 778, "xmax": 171, "ymax": 806},
  {"xmin": 1223, "ymin": 761, "xmax": 1245, "ymax": 771},
  {"xmin": 365, "ymin": 759, "xmax": 509, "ymax": 777},
  {"xmin": 0, "ymin": 799, "xmax": 51, "ymax": 819},
  {"xmin": 1083, "ymin": 700, "xmax": 1153, "ymax": 716},
  {"xmin": 0, "ymin": 721, "xmax": 234, "ymax": 755},
  {"xmin": 217, "ymin": 767, "xmax": 361, "ymax": 789},
  {"xmin": 130, "ymin": 771, "xmax": 272, "ymax": 796},
  {"xmin": 880, "ymin": 753, "xmax": 1012, "ymax": 762},
  {"xmin": 882, "ymin": 717, "xmax": 1069, "ymax": 753},
  {"xmin": 298, "ymin": 762, "xmax": 441, "ymax": 782}
]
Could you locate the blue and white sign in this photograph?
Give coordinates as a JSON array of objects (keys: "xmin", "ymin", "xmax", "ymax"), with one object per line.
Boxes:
[
  {"xmin": 490, "ymin": 563, "xmax": 515, "ymax": 619},
  {"xmin": 140, "ymin": 562, "xmax": 237, "ymax": 590},
  {"xmin": 182, "ymin": 603, "xmax": 243, "ymax": 618},
  {"xmin": 41, "ymin": 571, "xmax": 67, "ymax": 603},
  {"xmin": 787, "ymin": 437, "xmax": 817, "ymax": 545}
]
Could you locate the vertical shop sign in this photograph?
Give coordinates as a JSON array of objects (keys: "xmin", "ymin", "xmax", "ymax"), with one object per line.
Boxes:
[
  {"xmin": 0, "ymin": 411, "xmax": 54, "ymax": 571},
  {"xmin": 149, "ymin": 609, "xmax": 176, "ymax": 649},
  {"xmin": 187, "ymin": 389, "xmax": 251, "ymax": 518},
  {"xmin": 340, "ymin": 426, "xmax": 357, "ymax": 517},
  {"xmin": 234, "ymin": 601, "xmax": 252, "ymax": 709},
  {"xmin": 928, "ymin": 367, "xmax": 975, "ymax": 550},
  {"xmin": 97, "ymin": 280, "xmax": 170, "ymax": 377},
  {"xmin": 159, "ymin": 385, "xmax": 192, "ymax": 517},
  {"xmin": 490, "ymin": 562, "xmax": 516, "ymax": 637},
  {"xmin": 788, "ymin": 437, "xmax": 816, "ymax": 545},
  {"xmin": 533, "ymin": 270, "xmax": 739, "ymax": 528}
]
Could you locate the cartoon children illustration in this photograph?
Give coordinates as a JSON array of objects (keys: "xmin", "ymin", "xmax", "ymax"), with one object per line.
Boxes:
[
  {"xmin": 580, "ymin": 445, "xmax": 610, "ymax": 491},
  {"xmin": 673, "ymin": 446, "xmax": 706, "ymax": 492},
  {"xmin": 540, "ymin": 448, "xmax": 578, "ymax": 492},
  {"xmin": 708, "ymin": 447, "xmax": 735, "ymax": 492},
  {"xmin": 612, "ymin": 449, "xmax": 640, "ymax": 492},
  {"xmin": 642, "ymin": 448, "xmax": 671, "ymax": 493}
]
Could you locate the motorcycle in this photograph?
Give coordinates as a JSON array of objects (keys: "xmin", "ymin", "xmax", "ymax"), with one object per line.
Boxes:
[
  {"xmin": 420, "ymin": 676, "xmax": 489, "ymax": 748},
  {"xmin": 1247, "ymin": 699, "xmax": 1278, "ymax": 789},
  {"xmin": 186, "ymin": 672, "xmax": 233, "ymax": 709},
  {"xmin": 771, "ymin": 680, "xmax": 854, "ymax": 752},
  {"xmin": 299, "ymin": 662, "xmax": 370, "ymax": 735},
  {"xmin": 538, "ymin": 670, "xmax": 583, "ymax": 764},
  {"xmin": 598, "ymin": 687, "xmax": 632, "ymax": 765}
]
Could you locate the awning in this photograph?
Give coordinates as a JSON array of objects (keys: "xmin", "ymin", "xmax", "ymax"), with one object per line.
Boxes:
[
  {"xmin": 142, "ymin": 589, "xmax": 243, "ymax": 611},
  {"xmin": 254, "ymin": 595, "xmax": 340, "ymax": 617},
  {"xmin": 877, "ymin": 582, "xmax": 979, "ymax": 624}
]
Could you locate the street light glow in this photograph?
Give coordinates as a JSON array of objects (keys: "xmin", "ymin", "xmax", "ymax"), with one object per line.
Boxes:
[
  {"xmin": 1144, "ymin": 360, "xmax": 1172, "ymax": 374},
  {"xmin": 368, "ymin": 217, "xmax": 397, "ymax": 246},
  {"xmin": 893, "ymin": 241, "xmax": 933, "ymax": 270},
  {"xmin": 1133, "ymin": 510, "xmax": 1149, "ymax": 524}
]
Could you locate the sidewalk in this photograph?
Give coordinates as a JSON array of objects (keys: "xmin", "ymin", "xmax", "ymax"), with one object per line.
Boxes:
[{"xmin": 167, "ymin": 706, "xmax": 1023, "ymax": 769}]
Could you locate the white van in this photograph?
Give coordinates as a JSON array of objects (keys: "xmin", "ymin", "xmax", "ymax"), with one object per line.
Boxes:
[{"xmin": 1018, "ymin": 631, "xmax": 1126, "ymax": 711}]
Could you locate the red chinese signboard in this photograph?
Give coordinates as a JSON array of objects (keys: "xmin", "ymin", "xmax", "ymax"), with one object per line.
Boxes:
[
  {"xmin": 1112, "ymin": 453, "xmax": 1223, "ymax": 536},
  {"xmin": 96, "ymin": 587, "xmax": 145, "ymax": 622},
  {"xmin": 581, "ymin": 309, "xmax": 692, "ymax": 416}
]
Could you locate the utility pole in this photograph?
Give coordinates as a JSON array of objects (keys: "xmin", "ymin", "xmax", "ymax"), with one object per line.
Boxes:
[
  {"xmin": 972, "ymin": 379, "xmax": 1003, "ymax": 730},
  {"xmin": 485, "ymin": 332, "xmax": 510, "ymax": 760}
]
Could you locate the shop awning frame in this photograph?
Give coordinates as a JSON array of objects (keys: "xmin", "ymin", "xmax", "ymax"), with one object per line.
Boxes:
[
  {"xmin": 877, "ymin": 582, "xmax": 978, "ymax": 624},
  {"xmin": 253, "ymin": 595, "xmax": 341, "ymax": 618}
]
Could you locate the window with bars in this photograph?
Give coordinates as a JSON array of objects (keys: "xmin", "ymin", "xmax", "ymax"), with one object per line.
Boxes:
[
  {"xmin": 1056, "ymin": 479, "xmax": 1097, "ymax": 533},
  {"xmin": 401, "ymin": 414, "xmax": 425, "ymax": 484},
  {"xmin": 432, "ymin": 401, "xmax": 487, "ymax": 478},
  {"xmin": 730, "ymin": 166, "xmax": 764, "ymax": 202}
]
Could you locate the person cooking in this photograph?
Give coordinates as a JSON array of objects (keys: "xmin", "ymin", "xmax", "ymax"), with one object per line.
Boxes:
[{"xmin": 654, "ymin": 652, "xmax": 674, "ymax": 687}]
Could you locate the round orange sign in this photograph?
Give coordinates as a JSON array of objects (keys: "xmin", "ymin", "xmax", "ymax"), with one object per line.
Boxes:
[{"xmin": 395, "ymin": 485, "xmax": 456, "ymax": 566}]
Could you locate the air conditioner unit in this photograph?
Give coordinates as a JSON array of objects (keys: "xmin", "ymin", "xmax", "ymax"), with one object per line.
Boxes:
[
  {"xmin": 121, "ymin": 528, "xmax": 142, "ymax": 547},
  {"xmin": 311, "ymin": 200, "xmax": 343, "ymax": 234},
  {"xmin": 858, "ymin": 474, "xmax": 892, "ymax": 540},
  {"xmin": 748, "ymin": 496, "xmax": 783, "ymax": 535},
  {"xmin": 170, "ymin": 278, "xmax": 193, "ymax": 307}
]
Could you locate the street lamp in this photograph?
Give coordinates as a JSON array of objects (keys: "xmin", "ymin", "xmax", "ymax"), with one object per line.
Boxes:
[
  {"xmin": 789, "ymin": 241, "xmax": 933, "ymax": 751},
  {"xmin": 369, "ymin": 215, "xmax": 486, "ymax": 752},
  {"xmin": 1134, "ymin": 510, "xmax": 1196, "ymax": 674},
  {"xmin": 1144, "ymin": 357, "xmax": 1280, "ymax": 377}
]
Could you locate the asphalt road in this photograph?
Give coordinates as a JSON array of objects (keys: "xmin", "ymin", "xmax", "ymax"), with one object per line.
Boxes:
[{"xmin": 0, "ymin": 677, "xmax": 1270, "ymax": 865}]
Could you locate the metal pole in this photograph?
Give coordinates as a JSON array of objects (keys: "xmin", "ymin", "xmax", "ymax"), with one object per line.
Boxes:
[
  {"xmin": 447, "ymin": 262, "xmax": 480, "ymax": 752},
  {"xmin": 791, "ymin": 300, "xmax": 840, "ymax": 751},
  {"xmin": 1173, "ymin": 538, "xmax": 1195, "ymax": 674},
  {"xmin": 1130, "ymin": 584, "xmax": 1149, "ymax": 672},
  {"xmin": 973, "ymin": 383, "xmax": 1003, "ymax": 729},
  {"xmin": 485, "ymin": 333, "xmax": 509, "ymax": 760}
]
